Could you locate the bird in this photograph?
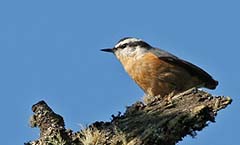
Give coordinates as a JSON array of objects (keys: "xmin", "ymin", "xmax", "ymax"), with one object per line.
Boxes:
[{"xmin": 101, "ymin": 37, "xmax": 218, "ymax": 98}]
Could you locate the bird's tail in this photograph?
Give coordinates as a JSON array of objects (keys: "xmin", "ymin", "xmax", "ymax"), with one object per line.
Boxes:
[{"xmin": 204, "ymin": 79, "xmax": 218, "ymax": 90}]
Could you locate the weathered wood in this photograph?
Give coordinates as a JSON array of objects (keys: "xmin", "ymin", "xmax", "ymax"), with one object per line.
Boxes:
[{"xmin": 26, "ymin": 89, "xmax": 231, "ymax": 145}]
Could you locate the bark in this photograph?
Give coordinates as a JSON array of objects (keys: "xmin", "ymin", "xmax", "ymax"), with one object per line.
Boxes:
[{"xmin": 25, "ymin": 89, "xmax": 232, "ymax": 145}]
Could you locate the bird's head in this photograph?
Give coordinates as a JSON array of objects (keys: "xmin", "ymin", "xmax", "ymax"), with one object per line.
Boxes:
[{"xmin": 101, "ymin": 37, "xmax": 152, "ymax": 61}]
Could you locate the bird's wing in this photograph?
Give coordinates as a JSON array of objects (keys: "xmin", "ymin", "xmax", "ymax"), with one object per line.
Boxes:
[{"xmin": 149, "ymin": 48, "xmax": 218, "ymax": 89}]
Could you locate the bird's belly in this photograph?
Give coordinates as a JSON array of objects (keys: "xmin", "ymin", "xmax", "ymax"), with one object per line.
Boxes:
[{"xmin": 124, "ymin": 52, "xmax": 200, "ymax": 97}]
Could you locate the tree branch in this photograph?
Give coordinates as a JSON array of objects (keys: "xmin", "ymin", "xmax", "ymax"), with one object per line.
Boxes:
[{"xmin": 25, "ymin": 89, "xmax": 232, "ymax": 145}]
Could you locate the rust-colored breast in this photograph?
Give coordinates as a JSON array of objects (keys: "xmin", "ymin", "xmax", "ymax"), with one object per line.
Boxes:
[{"xmin": 122, "ymin": 52, "xmax": 202, "ymax": 97}]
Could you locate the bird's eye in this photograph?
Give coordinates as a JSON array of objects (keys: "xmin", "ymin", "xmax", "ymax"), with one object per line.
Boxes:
[{"xmin": 120, "ymin": 44, "xmax": 127, "ymax": 49}]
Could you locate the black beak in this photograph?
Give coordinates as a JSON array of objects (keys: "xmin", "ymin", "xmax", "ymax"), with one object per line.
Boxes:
[{"xmin": 100, "ymin": 48, "xmax": 114, "ymax": 53}]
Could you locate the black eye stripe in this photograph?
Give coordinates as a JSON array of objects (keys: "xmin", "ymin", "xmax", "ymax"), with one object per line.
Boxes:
[
  {"xmin": 121, "ymin": 44, "xmax": 127, "ymax": 48},
  {"xmin": 117, "ymin": 41, "xmax": 151, "ymax": 49},
  {"xmin": 118, "ymin": 43, "xmax": 127, "ymax": 49}
]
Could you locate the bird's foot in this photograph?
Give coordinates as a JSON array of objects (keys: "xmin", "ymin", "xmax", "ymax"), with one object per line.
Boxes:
[{"xmin": 143, "ymin": 94, "xmax": 162, "ymax": 105}]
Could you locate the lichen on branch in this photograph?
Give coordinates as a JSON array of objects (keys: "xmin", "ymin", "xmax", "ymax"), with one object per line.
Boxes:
[{"xmin": 26, "ymin": 89, "xmax": 232, "ymax": 145}]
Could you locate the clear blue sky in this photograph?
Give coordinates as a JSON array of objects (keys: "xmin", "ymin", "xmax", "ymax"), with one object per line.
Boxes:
[{"xmin": 0, "ymin": 1, "xmax": 239, "ymax": 145}]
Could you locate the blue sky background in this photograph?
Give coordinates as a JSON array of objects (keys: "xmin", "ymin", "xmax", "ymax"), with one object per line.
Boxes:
[{"xmin": 0, "ymin": 1, "xmax": 239, "ymax": 145}]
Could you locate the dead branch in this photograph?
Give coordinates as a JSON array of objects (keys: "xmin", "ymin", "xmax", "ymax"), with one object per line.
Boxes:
[{"xmin": 25, "ymin": 89, "xmax": 232, "ymax": 145}]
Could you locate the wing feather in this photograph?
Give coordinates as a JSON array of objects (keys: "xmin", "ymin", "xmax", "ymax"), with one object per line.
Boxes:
[{"xmin": 149, "ymin": 48, "xmax": 218, "ymax": 89}]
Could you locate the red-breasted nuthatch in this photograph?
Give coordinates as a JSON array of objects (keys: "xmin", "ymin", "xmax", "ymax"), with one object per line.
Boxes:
[{"xmin": 101, "ymin": 37, "xmax": 218, "ymax": 98}]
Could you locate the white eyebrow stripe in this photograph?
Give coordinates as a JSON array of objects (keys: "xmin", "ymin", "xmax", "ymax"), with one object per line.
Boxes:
[{"xmin": 115, "ymin": 38, "xmax": 142, "ymax": 48}]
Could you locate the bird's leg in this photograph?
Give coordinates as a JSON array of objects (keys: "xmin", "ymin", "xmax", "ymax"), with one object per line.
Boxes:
[{"xmin": 143, "ymin": 87, "xmax": 198, "ymax": 104}]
